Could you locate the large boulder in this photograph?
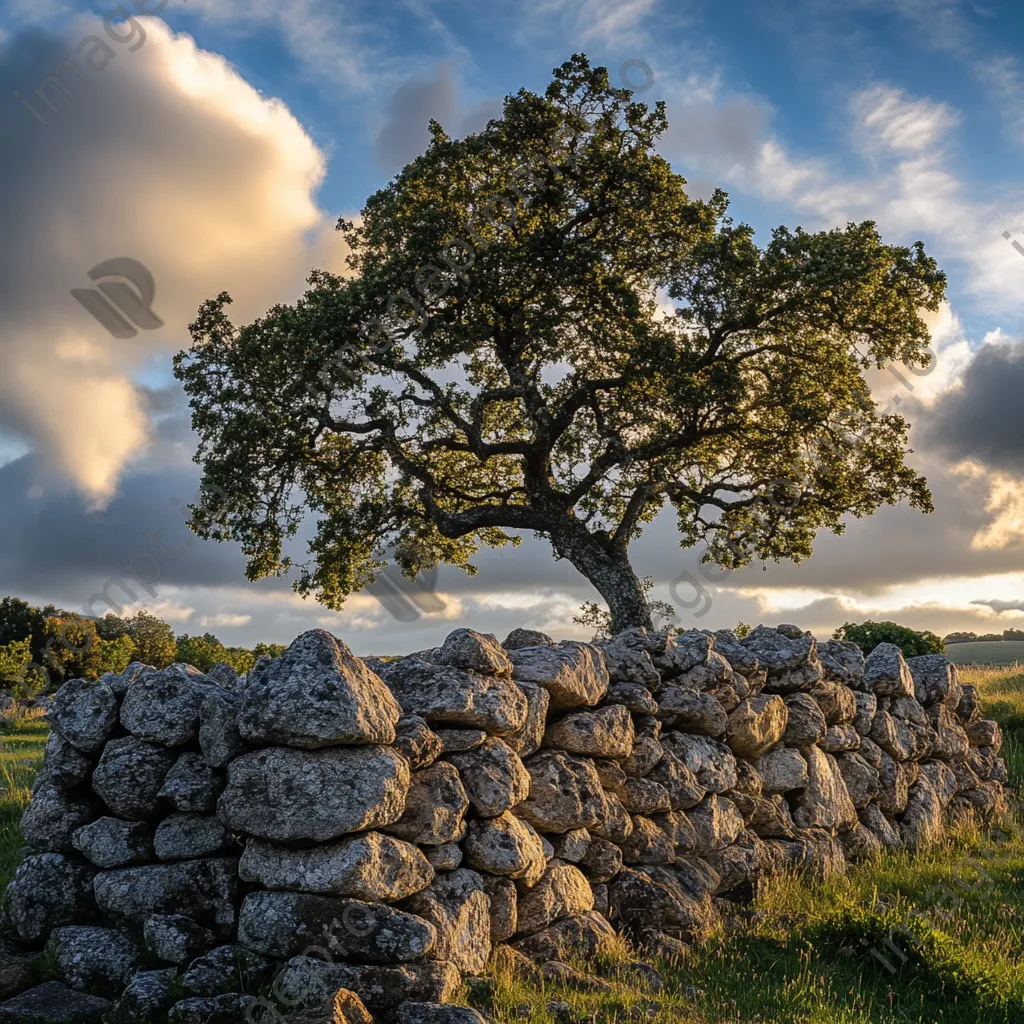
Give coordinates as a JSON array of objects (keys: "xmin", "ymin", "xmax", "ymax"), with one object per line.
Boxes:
[
  {"xmin": 239, "ymin": 630, "xmax": 401, "ymax": 748},
  {"xmin": 433, "ymin": 629, "xmax": 512, "ymax": 677},
  {"xmin": 400, "ymin": 870, "xmax": 491, "ymax": 975},
  {"xmin": 240, "ymin": 832, "xmax": 433, "ymax": 900},
  {"xmin": 92, "ymin": 738, "xmax": 175, "ymax": 820},
  {"xmin": 219, "ymin": 746, "xmax": 409, "ymax": 842},
  {"xmin": 46, "ymin": 926, "xmax": 140, "ymax": 997},
  {"xmin": 515, "ymin": 751, "xmax": 607, "ymax": 832},
  {"xmin": 863, "ymin": 643, "xmax": 915, "ymax": 698},
  {"xmin": 447, "ymin": 738, "xmax": 530, "ymax": 817},
  {"xmin": 542, "ymin": 704, "xmax": 634, "ymax": 759},
  {"xmin": 463, "ymin": 812, "xmax": 546, "ymax": 884},
  {"xmin": 119, "ymin": 670, "xmax": 202, "ymax": 747},
  {"xmin": 508, "ymin": 643, "xmax": 608, "ymax": 710},
  {"xmin": 48, "ymin": 680, "xmax": 118, "ymax": 755},
  {"xmin": 515, "ymin": 863, "xmax": 594, "ymax": 935},
  {"xmin": 4, "ymin": 854, "xmax": 97, "ymax": 944},
  {"xmin": 790, "ymin": 747, "xmax": 857, "ymax": 830},
  {"xmin": 725, "ymin": 695, "xmax": 787, "ymax": 759},
  {"xmin": 382, "ymin": 763, "xmax": 468, "ymax": 845}
]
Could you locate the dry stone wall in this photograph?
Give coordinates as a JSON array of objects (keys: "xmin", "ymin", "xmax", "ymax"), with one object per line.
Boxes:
[{"xmin": 0, "ymin": 624, "xmax": 1010, "ymax": 1023}]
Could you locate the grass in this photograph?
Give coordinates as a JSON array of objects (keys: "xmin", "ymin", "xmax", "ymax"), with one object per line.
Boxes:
[
  {"xmin": 0, "ymin": 674, "xmax": 1022, "ymax": 1023},
  {"xmin": 471, "ymin": 665, "xmax": 1024, "ymax": 1024},
  {"xmin": 944, "ymin": 642, "xmax": 1024, "ymax": 668}
]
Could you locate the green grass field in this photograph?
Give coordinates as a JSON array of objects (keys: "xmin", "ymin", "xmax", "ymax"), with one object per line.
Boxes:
[
  {"xmin": 0, "ymin": 675, "xmax": 1021, "ymax": 1024},
  {"xmin": 944, "ymin": 642, "xmax": 1024, "ymax": 667}
]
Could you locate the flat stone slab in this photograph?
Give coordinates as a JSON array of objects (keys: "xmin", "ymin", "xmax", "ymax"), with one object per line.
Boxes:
[{"xmin": 0, "ymin": 982, "xmax": 110, "ymax": 1023}]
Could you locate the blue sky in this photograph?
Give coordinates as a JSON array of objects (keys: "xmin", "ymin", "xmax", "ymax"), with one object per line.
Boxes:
[{"xmin": 2, "ymin": 0, "xmax": 1024, "ymax": 653}]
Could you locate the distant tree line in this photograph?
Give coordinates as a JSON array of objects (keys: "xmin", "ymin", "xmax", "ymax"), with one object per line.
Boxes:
[
  {"xmin": 833, "ymin": 620, "xmax": 944, "ymax": 658},
  {"xmin": 0, "ymin": 596, "xmax": 285, "ymax": 696},
  {"xmin": 943, "ymin": 629, "xmax": 1024, "ymax": 644}
]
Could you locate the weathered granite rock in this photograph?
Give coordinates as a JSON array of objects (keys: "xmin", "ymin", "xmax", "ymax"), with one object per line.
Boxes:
[
  {"xmin": 481, "ymin": 876, "xmax": 517, "ymax": 943},
  {"xmin": 965, "ymin": 719, "xmax": 1002, "ymax": 751},
  {"xmin": 5, "ymin": 854, "xmax": 97, "ymax": 943},
  {"xmin": 71, "ymin": 818, "xmax": 152, "ymax": 870},
  {"xmin": 197, "ymin": 689, "xmax": 246, "ymax": 769},
  {"xmin": 240, "ymin": 832, "xmax": 433, "ymax": 900},
  {"xmin": 434, "ymin": 629, "xmax": 513, "ymax": 677},
  {"xmin": 167, "ymin": 994, "xmax": 259, "ymax": 1023},
  {"xmin": 400, "ymin": 870, "xmax": 491, "ymax": 975},
  {"xmin": 219, "ymin": 746, "xmax": 409, "ymax": 842},
  {"xmin": 509, "ymin": 911, "xmax": 618, "ymax": 962},
  {"xmin": 593, "ymin": 640, "xmax": 662, "ymax": 688},
  {"xmin": 853, "ymin": 692, "xmax": 877, "ymax": 735},
  {"xmin": 424, "ymin": 844, "xmax": 462, "ymax": 872},
  {"xmin": 781, "ymin": 693, "xmax": 827, "ymax": 746},
  {"xmin": 907, "ymin": 654, "xmax": 962, "ymax": 707},
  {"xmin": 863, "ymin": 643, "xmax": 915, "ymax": 698},
  {"xmin": 711, "ymin": 630, "xmax": 760, "ymax": 676},
  {"xmin": 179, "ymin": 944, "xmax": 274, "ymax": 997},
  {"xmin": 791, "ymin": 748, "xmax": 857, "ymax": 830},
  {"xmin": 817, "ymin": 640, "xmax": 865, "ymax": 688},
  {"xmin": 503, "ymin": 629, "xmax": 554, "ymax": 650},
  {"xmin": 617, "ymin": 776, "xmax": 672, "ymax": 815},
  {"xmin": 656, "ymin": 689, "xmax": 728, "ymax": 737},
  {"xmin": 273, "ymin": 957, "xmax": 461, "ymax": 1017},
  {"xmin": 603, "ymin": 683, "xmax": 659, "ymax": 715},
  {"xmin": 622, "ymin": 734, "xmax": 663, "ymax": 777},
  {"xmin": 516, "ymin": 751, "xmax": 607, "ymax": 833},
  {"xmin": 687, "ymin": 795, "xmax": 744, "ymax": 855},
  {"xmin": 239, "ymin": 630, "xmax": 401, "ymax": 748},
  {"xmin": 463, "ymin": 812, "xmax": 546, "ymax": 884},
  {"xmin": 618, "ymin": 815, "xmax": 675, "ymax": 865},
  {"xmin": 646, "ymin": 751, "xmax": 705, "ymax": 810},
  {"xmin": 918, "ymin": 760, "xmax": 957, "ymax": 806},
  {"xmin": 504, "ymin": 681, "xmax": 550, "ymax": 758},
  {"xmin": 899, "ymin": 776, "xmax": 944, "ymax": 852},
  {"xmin": 92, "ymin": 738, "xmax": 175, "ymax": 820},
  {"xmin": 0, "ymin": 982, "xmax": 109, "ymax": 1023},
  {"xmin": 876, "ymin": 751, "xmax": 914, "ymax": 816},
  {"xmin": 579, "ymin": 837, "xmax": 623, "ymax": 883},
  {"xmin": 154, "ymin": 814, "xmax": 231, "ymax": 860},
  {"xmin": 660, "ymin": 734, "xmax": 737, "ymax": 794},
  {"xmin": 859, "ymin": 803, "xmax": 902, "ymax": 848},
  {"xmin": 106, "ymin": 968, "xmax": 177, "ymax": 1022},
  {"xmin": 542, "ymin": 704, "xmax": 634, "ymax": 759},
  {"xmin": 394, "ymin": 1003, "xmax": 488, "ymax": 1024},
  {"xmin": 508, "ymin": 643, "xmax": 608, "ymax": 710},
  {"xmin": 515, "ymin": 863, "xmax": 594, "ymax": 935},
  {"xmin": 93, "ymin": 858, "xmax": 238, "ymax": 937},
  {"xmin": 726, "ymin": 695, "xmax": 787, "ymax": 759},
  {"xmin": 394, "ymin": 716, "xmax": 443, "ymax": 770},
  {"xmin": 742, "ymin": 627, "xmax": 815, "ymax": 673},
  {"xmin": 754, "ymin": 745, "xmax": 808, "ymax": 794},
  {"xmin": 928, "ymin": 705, "xmax": 970, "ymax": 761},
  {"xmin": 835, "ymin": 752, "xmax": 880, "ymax": 809},
  {"xmin": 20, "ymin": 786, "xmax": 95, "ymax": 854},
  {"xmin": 48, "ymin": 680, "xmax": 118, "ymax": 755},
  {"xmin": 607, "ymin": 866, "xmax": 716, "ymax": 941},
  {"xmin": 448, "ymin": 738, "xmax": 530, "ymax": 817},
  {"xmin": 589, "ymin": 791, "xmax": 634, "ymax": 844},
  {"xmin": 435, "ymin": 729, "xmax": 487, "ymax": 753},
  {"xmin": 144, "ymin": 914, "xmax": 216, "ymax": 964},
  {"xmin": 120, "ymin": 670, "xmax": 202, "ymax": 747},
  {"xmin": 238, "ymin": 892, "xmax": 436, "ymax": 962},
  {"xmin": 34, "ymin": 731, "xmax": 92, "ymax": 793},
  {"xmin": 46, "ymin": 927, "xmax": 139, "ymax": 996},
  {"xmin": 820, "ymin": 724, "xmax": 860, "ymax": 753},
  {"xmin": 383, "ymin": 763, "xmax": 468, "ymax": 845},
  {"xmin": 157, "ymin": 754, "xmax": 222, "ymax": 814}
]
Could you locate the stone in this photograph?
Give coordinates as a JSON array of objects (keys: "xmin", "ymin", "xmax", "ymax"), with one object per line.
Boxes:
[
  {"xmin": 542, "ymin": 704, "xmax": 634, "ymax": 759},
  {"xmin": 107, "ymin": 968, "xmax": 177, "ymax": 1022},
  {"xmin": 656, "ymin": 808, "xmax": 701, "ymax": 851},
  {"xmin": 394, "ymin": 1003, "xmax": 487, "ymax": 1024},
  {"xmin": 646, "ymin": 751, "xmax": 705, "ymax": 810},
  {"xmin": 158, "ymin": 754, "xmax": 222, "ymax": 813},
  {"xmin": 5, "ymin": 854, "xmax": 96, "ymax": 943},
  {"xmin": 48, "ymin": 680, "xmax": 118, "ymax": 755},
  {"xmin": 838, "ymin": 822, "xmax": 883, "ymax": 862},
  {"xmin": 654, "ymin": 630, "xmax": 714, "ymax": 677},
  {"xmin": 71, "ymin": 818, "xmax": 152, "ymax": 869},
  {"xmin": 900, "ymin": 776, "xmax": 944, "ymax": 852},
  {"xmin": 817, "ymin": 640, "xmax": 865, "ymax": 688},
  {"xmin": 656, "ymin": 689, "xmax": 728, "ymax": 737},
  {"xmin": 508, "ymin": 643, "xmax": 608, "ymax": 710},
  {"xmin": 400, "ymin": 869, "xmax": 491, "ymax": 975},
  {"xmin": 746, "ymin": 794, "xmax": 796, "ymax": 838},
  {"xmin": 197, "ymin": 689, "xmax": 246, "ymax": 769},
  {"xmin": 463, "ymin": 812, "xmax": 546, "ymax": 884},
  {"xmin": 687, "ymin": 795, "xmax": 744, "ymax": 855},
  {"xmin": 863, "ymin": 643, "xmax": 915, "ymax": 698},
  {"xmin": 239, "ymin": 630, "xmax": 401, "ymax": 748},
  {"xmin": 92, "ymin": 738, "xmax": 175, "ymax": 820},
  {"xmin": 617, "ymin": 776, "xmax": 672, "ymax": 815},
  {"xmin": 907, "ymin": 654, "xmax": 962, "ymax": 707},
  {"xmin": 853, "ymin": 692, "xmax": 877, "ymax": 735},
  {"xmin": 859, "ymin": 803, "xmax": 901, "ymax": 848},
  {"xmin": 273, "ymin": 957, "xmax": 461, "ymax": 1017},
  {"xmin": 588, "ymin": 791, "xmax": 634, "ymax": 844},
  {"xmin": 593, "ymin": 641, "xmax": 661, "ymax": 688},
  {"xmin": 742, "ymin": 626, "xmax": 816, "ymax": 673},
  {"xmin": 835, "ymin": 752, "xmax": 880, "ymax": 809},
  {"xmin": 762, "ymin": 659, "xmax": 823, "ymax": 694},
  {"xmin": 46, "ymin": 926, "xmax": 139, "ymax": 997},
  {"xmin": 725, "ymin": 695, "xmax": 787, "ymax": 759},
  {"xmin": 20, "ymin": 785, "xmax": 95, "ymax": 854},
  {"xmin": 94, "ymin": 858, "xmax": 238, "ymax": 937},
  {"xmin": 120, "ymin": 670, "xmax": 202, "ymax": 747},
  {"xmin": 928, "ymin": 705, "xmax": 970, "ymax": 761},
  {"xmin": 781, "ymin": 693, "xmax": 827, "ymax": 746},
  {"xmin": 395, "ymin": 716, "xmax": 444, "ymax": 770},
  {"xmin": 622, "ymin": 734, "xmax": 663, "ymax": 777},
  {"xmin": 754, "ymin": 745, "xmax": 808, "ymax": 794},
  {"xmin": 966, "ymin": 720, "xmax": 1002, "ymax": 751},
  {"xmin": 241, "ymin": 831, "xmax": 433, "ymax": 901},
  {"xmin": 219, "ymin": 745, "xmax": 409, "ymax": 842},
  {"xmin": 660, "ymin": 734, "xmax": 737, "ymax": 794},
  {"xmin": 957, "ymin": 685, "xmax": 981, "ymax": 724},
  {"xmin": 481, "ymin": 876, "xmax": 517, "ymax": 943},
  {"xmin": 434, "ymin": 629, "xmax": 513, "ymax": 677},
  {"xmin": 619, "ymin": 815, "xmax": 675, "ymax": 865},
  {"xmin": 238, "ymin": 892, "xmax": 436, "ymax": 963},
  {"xmin": 448, "ymin": 738, "xmax": 530, "ymax": 817},
  {"xmin": 154, "ymin": 814, "xmax": 232, "ymax": 860},
  {"xmin": 515, "ymin": 863, "xmax": 594, "ymax": 935},
  {"xmin": 503, "ymin": 628, "xmax": 554, "ymax": 650},
  {"xmin": 706, "ymin": 831, "xmax": 761, "ymax": 894},
  {"xmin": 33, "ymin": 731, "xmax": 92, "ymax": 792},
  {"xmin": 603, "ymin": 683, "xmax": 659, "ymax": 715},
  {"xmin": 918, "ymin": 761, "xmax": 957, "ymax": 805},
  {"xmin": 809, "ymin": 681, "xmax": 856, "ymax": 724},
  {"xmin": 0, "ymin": 983, "xmax": 110, "ymax": 1023},
  {"xmin": 876, "ymin": 751, "xmax": 914, "ymax": 816},
  {"xmin": 791, "ymin": 748, "xmax": 857, "ymax": 831},
  {"xmin": 377, "ymin": 659, "xmax": 528, "ymax": 734},
  {"xmin": 383, "ymin": 763, "xmax": 468, "ymax": 845},
  {"xmin": 144, "ymin": 914, "xmax": 216, "ymax": 964},
  {"xmin": 509, "ymin": 911, "xmax": 618, "ymax": 963},
  {"xmin": 504, "ymin": 681, "xmax": 550, "ymax": 758},
  {"xmin": 579, "ymin": 836, "xmax": 622, "ymax": 883},
  {"xmin": 607, "ymin": 867, "xmax": 716, "ymax": 941},
  {"xmin": 179, "ymin": 944, "xmax": 274, "ymax": 997},
  {"xmin": 435, "ymin": 729, "xmax": 487, "ymax": 753},
  {"xmin": 167, "ymin": 994, "xmax": 259, "ymax": 1023},
  {"xmin": 551, "ymin": 829, "xmax": 591, "ymax": 863},
  {"xmin": 516, "ymin": 751, "xmax": 607, "ymax": 832},
  {"xmin": 711, "ymin": 630, "xmax": 760, "ymax": 676},
  {"xmin": 820, "ymin": 724, "xmax": 860, "ymax": 753},
  {"xmin": 425, "ymin": 844, "xmax": 462, "ymax": 871}
]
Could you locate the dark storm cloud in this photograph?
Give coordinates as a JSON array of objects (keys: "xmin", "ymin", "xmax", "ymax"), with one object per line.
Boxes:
[
  {"xmin": 372, "ymin": 62, "xmax": 458, "ymax": 171},
  {"xmin": 923, "ymin": 339, "xmax": 1024, "ymax": 474}
]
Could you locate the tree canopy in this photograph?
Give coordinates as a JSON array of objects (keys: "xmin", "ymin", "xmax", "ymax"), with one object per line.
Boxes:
[
  {"xmin": 174, "ymin": 55, "xmax": 944, "ymax": 632},
  {"xmin": 834, "ymin": 620, "xmax": 944, "ymax": 658}
]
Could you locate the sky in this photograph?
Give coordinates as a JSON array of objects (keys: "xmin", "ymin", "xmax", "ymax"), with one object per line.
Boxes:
[{"xmin": 2, "ymin": 0, "xmax": 1024, "ymax": 655}]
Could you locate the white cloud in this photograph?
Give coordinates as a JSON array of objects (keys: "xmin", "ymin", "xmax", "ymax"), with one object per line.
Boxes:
[{"xmin": 198, "ymin": 612, "xmax": 252, "ymax": 628}]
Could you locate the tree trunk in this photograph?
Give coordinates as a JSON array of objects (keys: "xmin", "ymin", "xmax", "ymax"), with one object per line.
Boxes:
[{"xmin": 551, "ymin": 524, "xmax": 653, "ymax": 634}]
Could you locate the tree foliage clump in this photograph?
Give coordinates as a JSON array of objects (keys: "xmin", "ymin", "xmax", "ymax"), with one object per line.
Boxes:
[
  {"xmin": 834, "ymin": 620, "xmax": 944, "ymax": 658},
  {"xmin": 172, "ymin": 55, "xmax": 943, "ymax": 633}
]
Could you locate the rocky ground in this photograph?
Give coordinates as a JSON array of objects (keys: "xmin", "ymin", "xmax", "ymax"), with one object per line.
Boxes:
[{"xmin": 0, "ymin": 625, "xmax": 1013, "ymax": 1023}]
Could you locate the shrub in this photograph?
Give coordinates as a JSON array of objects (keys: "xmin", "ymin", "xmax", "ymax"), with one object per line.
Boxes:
[{"xmin": 834, "ymin": 620, "xmax": 944, "ymax": 658}]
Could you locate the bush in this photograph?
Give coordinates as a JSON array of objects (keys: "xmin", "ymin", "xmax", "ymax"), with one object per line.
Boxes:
[
  {"xmin": 834, "ymin": 620, "xmax": 944, "ymax": 658},
  {"xmin": 944, "ymin": 631, "xmax": 978, "ymax": 644}
]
